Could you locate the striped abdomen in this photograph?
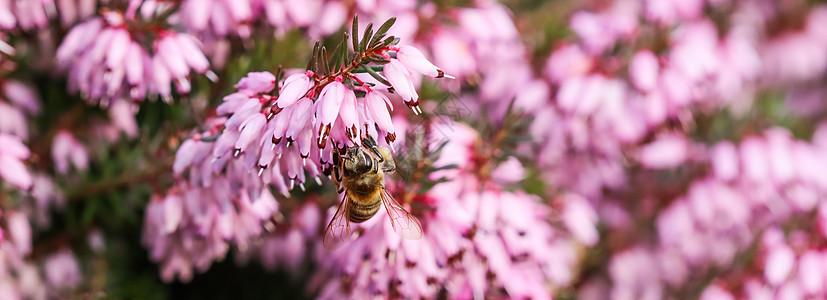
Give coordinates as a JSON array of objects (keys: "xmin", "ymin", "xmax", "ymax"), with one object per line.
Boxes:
[{"xmin": 347, "ymin": 191, "xmax": 382, "ymax": 223}]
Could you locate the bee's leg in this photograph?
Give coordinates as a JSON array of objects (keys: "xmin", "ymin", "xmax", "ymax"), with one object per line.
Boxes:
[
  {"xmin": 362, "ymin": 136, "xmax": 385, "ymax": 162},
  {"xmin": 362, "ymin": 135, "xmax": 377, "ymax": 147},
  {"xmin": 333, "ymin": 166, "xmax": 343, "ymax": 182}
]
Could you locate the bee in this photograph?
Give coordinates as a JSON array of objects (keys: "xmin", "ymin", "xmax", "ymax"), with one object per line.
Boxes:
[{"xmin": 323, "ymin": 136, "xmax": 423, "ymax": 250}]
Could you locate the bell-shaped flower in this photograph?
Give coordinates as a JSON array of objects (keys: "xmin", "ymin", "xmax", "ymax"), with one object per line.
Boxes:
[
  {"xmin": 364, "ymin": 90, "xmax": 395, "ymax": 136},
  {"xmin": 235, "ymin": 113, "xmax": 267, "ymax": 153},
  {"xmin": 315, "ymin": 80, "xmax": 345, "ymax": 147},
  {"xmin": 396, "ymin": 45, "xmax": 454, "ymax": 79},
  {"xmin": 383, "ymin": 59, "xmax": 420, "ymax": 112},
  {"xmin": 286, "ymin": 97, "xmax": 314, "ymax": 158},
  {"xmin": 277, "ymin": 72, "xmax": 314, "ymax": 108},
  {"xmin": 0, "ymin": 133, "xmax": 32, "ymax": 189},
  {"xmin": 339, "ymin": 89, "xmax": 359, "ymax": 142},
  {"xmin": 237, "ymin": 72, "xmax": 276, "ymax": 94}
]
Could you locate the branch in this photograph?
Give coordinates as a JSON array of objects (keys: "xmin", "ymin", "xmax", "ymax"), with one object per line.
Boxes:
[{"xmin": 66, "ymin": 156, "xmax": 174, "ymax": 201}]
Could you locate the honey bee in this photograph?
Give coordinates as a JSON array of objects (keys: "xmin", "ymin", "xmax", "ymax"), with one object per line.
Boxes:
[{"xmin": 323, "ymin": 136, "xmax": 423, "ymax": 250}]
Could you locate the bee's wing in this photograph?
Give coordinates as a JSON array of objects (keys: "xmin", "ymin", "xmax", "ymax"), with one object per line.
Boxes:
[
  {"xmin": 323, "ymin": 193, "xmax": 352, "ymax": 251},
  {"xmin": 380, "ymin": 188, "xmax": 423, "ymax": 240}
]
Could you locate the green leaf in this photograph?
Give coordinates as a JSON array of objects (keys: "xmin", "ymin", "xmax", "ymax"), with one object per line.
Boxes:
[
  {"xmin": 328, "ymin": 38, "xmax": 345, "ymax": 72},
  {"xmin": 379, "ymin": 36, "xmax": 400, "ymax": 48},
  {"xmin": 352, "ymin": 65, "xmax": 384, "ymax": 73},
  {"xmin": 307, "ymin": 42, "xmax": 320, "ymax": 72},
  {"xmin": 320, "ymin": 46, "xmax": 329, "ymax": 75},
  {"xmin": 366, "ymin": 54, "xmax": 390, "ymax": 64},
  {"xmin": 341, "ymin": 32, "xmax": 350, "ymax": 69},
  {"xmin": 364, "ymin": 65, "xmax": 391, "ymax": 86},
  {"xmin": 370, "ymin": 17, "xmax": 396, "ymax": 49},
  {"xmin": 351, "ymin": 15, "xmax": 360, "ymax": 52},
  {"xmin": 359, "ymin": 23, "xmax": 373, "ymax": 53}
]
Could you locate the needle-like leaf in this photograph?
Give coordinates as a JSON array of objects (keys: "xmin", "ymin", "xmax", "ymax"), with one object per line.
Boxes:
[
  {"xmin": 364, "ymin": 65, "xmax": 391, "ymax": 86},
  {"xmin": 351, "ymin": 15, "xmax": 360, "ymax": 53},
  {"xmin": 360, "ymin": 23, "xmax": 373, "ymax": 52},
  {"xmin": 370, "ymin": 17, "xmax": 396, "ymax": 48}
]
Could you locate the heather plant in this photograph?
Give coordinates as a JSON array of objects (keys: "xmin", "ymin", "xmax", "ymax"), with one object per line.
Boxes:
[{"xmin": 2, "ymin": 0, "xmax": 827, "ymax": 299}]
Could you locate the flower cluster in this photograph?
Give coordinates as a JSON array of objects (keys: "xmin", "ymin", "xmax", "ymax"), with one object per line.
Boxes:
[
  {"xmin": 57, "ymin": 9, "xmax": 213, "ymax": 105},
  {"xmin": 0, "ymin": 0, "xmax": 95, "ymax": 30},
  {"xmin": 0, "ymin": 211, "xmax": 83, "ymax": 299},
  {"xmin": 522, "ymin": 0, "xmax": 827, "ymax": 298},
  {"xmin": 6, "ymin": 0, "xmax": 827, "ymax": 298},
  {"xmin": 147, "ymin": 18, "xmax": 453, "ymax": 281},
  {"xmin": 310, "ymin": 121, "xmax": 575, "ymax": 299},
  {"xmin": 142, "ymin": 181, "xmax": 280, "ymax": 282}
]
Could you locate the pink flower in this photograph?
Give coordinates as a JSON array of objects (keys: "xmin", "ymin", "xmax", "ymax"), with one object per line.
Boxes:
[
  {"xmin": 364, "ymin": 89, "xmax": 395, "ymax": 142},
  {"xmin": 178, "ymin": 0, "xmax": 254, "ymax": 38},
  {"xmin": 276, "ymin": 72, "xmax": 314, "ymax": 108},
  {"xmin": 237, "ymin": 71, "xmax": 276, "ymax": 94},
  {"xmin": 3, "ymin": 80, "xmax": 40, "ymax": 115},
  {"xmin": 395, "ymin": 45, "xmax": 454, "ymax": 79},
  {"xmin": 43, "ymin": 250, "xmax": 82, "ymax": 289},
  {"xmin": 0, "ymin": 80, "xmax": 40, "ymax": 139},
  {"xmin": 490, "ymin": 156, "xmax": 525, "ymax": 184},
  {"xmin": 57, "ymin": 10, "xmax": 213, "ymax": 104},
  {"xmin": 314, "ymin": 80, "xmax": 346, "ymax": 146},
  {"xmin": 561, "ymin": 194, "xmax": 599, "ymax": 246},
  {"xmin": 797, "ymin": 251, "xmax": 824, "ymax": 294},
  {"xmin": 629, "ymin": 50, "xmax": 659, "ymax": 92},
  {"xmin": 6, "ymin": 211, "xmax": 32, "ymax": 254},
  {"xmin": 383, "ymin": 59, "xmax": 420, "ymax": 113},
  {"xmin": 711, "ymin": 141, "xmax": 739, "ymax": 181},
  {"xmin": 0, "ymin": 133, "xmax": 32, "ymax": 189},
  {"xmin": 51, "ymin": 131, "xmax": 89, "ymax": 174},
  {"xmin": 637, "ymin": 134, "xmax": 689, "ymax": 168},
  {"xmin": 108, "ymin": 100, "xmax": 139, "ymax": 138},
  {"xmin": 700, "ymin": 284, "xmax": 734, "ymax": 300},
  {"xmin": 431, "ymin": 30, "xmax": 476, "ymax": 78},
  {"xmin": 764, "ymin": 243, "xmax": 795, "ymax": 285}
]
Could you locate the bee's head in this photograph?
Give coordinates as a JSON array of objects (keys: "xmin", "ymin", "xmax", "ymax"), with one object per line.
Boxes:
[{"xmin": 342, "ymin": 147, "xmax": 373, "ymax": 174}]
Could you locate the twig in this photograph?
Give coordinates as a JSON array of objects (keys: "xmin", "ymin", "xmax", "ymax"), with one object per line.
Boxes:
[{"xmin": 66, "ymin": 156, "xmax": 174, "ymax": 201}]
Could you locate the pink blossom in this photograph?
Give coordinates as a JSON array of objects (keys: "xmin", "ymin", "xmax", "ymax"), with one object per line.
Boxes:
[
  {"xmin": 711, "ymin": 141, "xmax": 739, "ymax": 181},
  {"xmin": 797, "ymin": 251, "xmax": 824, "ymax": 294},
  {"xmin": 43, "ymin": 250, "xmax": 82, "ymax": 289},
  {"xmin": 700, "ymin": 284, "xmax": 735, "ymax": 300},
  {"xmin": 765, "ymin": 243, "xmax": 795, "ymax": 285},
  {"xmin": 51, "ymin": 131, "xmax": 88, "ymax": 174},
  {"xmin": 0, "ymin": 133, "xmax": 32, "ymax": 189},
  {"xmin": 629, "ymin": 50, "xmax": 659, "ymax": 91},
  {"xmin": 276, "ymin": 72, "xmax": 314, "ymax": 108},
  {"xmin": 237, "ymin": 71, "xmax": 276, "ymax": 94},
  {"xmin": 637, "ymin": 134, "xmax": 689, "ymax": 168},
  {"xmin": 383, "ymin": 59, "xmax": 420, "ymax": 112},
  {"xmin": 561, "ymin": 194, "xmax": 599, "ymax": 246},
  {"xmin": 178, "ymin": 0, "xmax": 254, "ymax": 38},
  {"xmin": 57, "ymin": 10, "xmax": 213, "ymax": 104},
  {"xmin": 395, "ymin": 46, "xmax": 454, "ymax": 79}
]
